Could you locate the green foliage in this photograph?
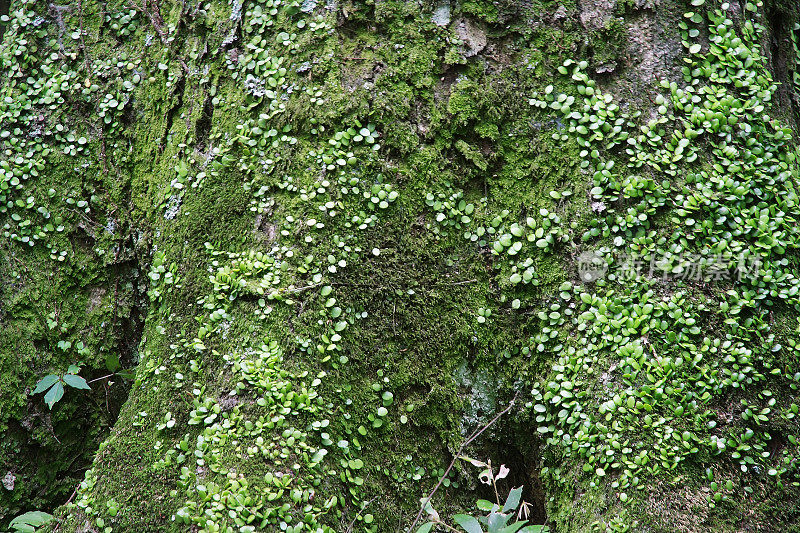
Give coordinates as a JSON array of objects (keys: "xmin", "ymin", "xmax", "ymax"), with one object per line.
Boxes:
[
  {"xmin": 416, "ymin": 460, "xmax": 549, "ymax": 533},
  {"xmin": 3, "ymin": 0, "xmax": 800, "ymax": 529},
  {"xmin": 522, "ymin": 0, "xmax": 800, "ymax": 526},
  {"xmin": 32, "ymin": 365, "xmax": 91, "ymax": 410},
  {"xmin": 8, "ymin": 511, "xmax": 53, "ymax": 533}
]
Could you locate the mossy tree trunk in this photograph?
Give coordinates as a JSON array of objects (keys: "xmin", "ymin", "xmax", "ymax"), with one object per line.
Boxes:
[{"xmin": 1, "ymin": 0, "xmax": 800, "ymax": 532}]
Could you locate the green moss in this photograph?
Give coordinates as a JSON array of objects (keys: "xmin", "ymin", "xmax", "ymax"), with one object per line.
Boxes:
[{"xmin": 3, "ymin": 0, "xmax": 800, "ymax": 532}]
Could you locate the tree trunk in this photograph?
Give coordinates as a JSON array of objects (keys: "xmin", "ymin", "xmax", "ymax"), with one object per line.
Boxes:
[{"xmin": 1, "ymin": 0, "xmax": 800, "ymax": 531}]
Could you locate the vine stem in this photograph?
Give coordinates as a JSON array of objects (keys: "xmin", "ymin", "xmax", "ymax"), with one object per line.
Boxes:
[
  {"xmin": 87, "ymin": 373, "xmax": 116, "ymax": 384},
  {"xmin": 407, "ymin": 392, "xmax": 519, "ymax": 532}
]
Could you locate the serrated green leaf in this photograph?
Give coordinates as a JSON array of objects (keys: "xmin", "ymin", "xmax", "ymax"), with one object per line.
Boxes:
[
  {"xmin": 417, "ymin": 522, "xmax": 436, "ymax": 533},
  {"xmin": 454, "ymin": 514, "xmax": 483, "ymax": 533},
  {"xmin": 499, "ymin": 522, "xmax": 529, "ymax": 533},
  {"xmin": 117, "ymin": 368, "xmax": 137, "ymax": 380},
  {"xmin": 63, "ymin": 374, "xmax": 91, "ymax": 390},
  {"xmin": 32, "ymin": 374, "xmax": 59, "ymax": 394},
  {"xmin": 503, "ymin": 487, "xmax": 523, "ymax": 512},
  {"xmin": 487, "ymin": 512, "xmax": 511, "ymax": 532},
  {"xmin": 10, "ymin": 511, "xmax": 54, "ymax": 528},
  {"xmin": 519, "ymin": 526, "xmax": 548, "ymax": 533},
  {"xmin": 44, "ymin": 382, "xmax": 64, "ymax": 409},
  {"xmin": 477, "ymin": 499, "xmax": 496, "ymax": 512}
]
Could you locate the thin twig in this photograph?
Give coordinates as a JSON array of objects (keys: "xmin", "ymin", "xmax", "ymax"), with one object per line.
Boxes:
[
  {"xmin": 407, "ymin": 392, "xmax": 519, "ymax": 532},
  {"xmin": 87, "ymin": 373, "xmax": 116, "ymax": 384},
  {"xmin": 283, "ymin": 282, "xmax": 323, "ymax": 294},
  {"xmin": 345, "ymin": 496, "xmax": 378, "ymax": 533},
  {"xmin": 432, "ymin": 279, "xmax": 478, "ymax": 287},
  {"xmin": 64, "ymin": 484, "xmax": 79, "ymax": 505},
  {"xmin": 490, "ymin": 470, "xmax": 501, "ymax": 505}
]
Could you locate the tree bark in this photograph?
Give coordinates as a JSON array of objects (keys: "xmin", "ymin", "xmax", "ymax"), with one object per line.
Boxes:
[{"xmin": 1, "ymin": 0, "xmax": 800, "ymax": 531}]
